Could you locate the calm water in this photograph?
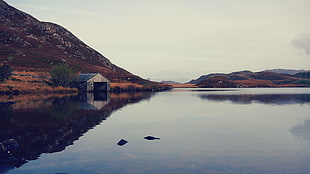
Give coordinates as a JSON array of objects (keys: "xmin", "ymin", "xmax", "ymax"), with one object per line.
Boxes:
[{"xmin": 1, "ymin": 88, "xmax": 310, "ymax": 174}]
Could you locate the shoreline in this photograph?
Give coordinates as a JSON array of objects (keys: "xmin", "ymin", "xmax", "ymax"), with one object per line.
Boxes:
[
  {"xmin": 1, "ymin": 85, "xmax": 309, "ymax": 96},
  {"xmin": 0, "ymin": 71, "xmax": 172, "ymax": 95},
  {"xmin": 0, "ymin": 70, "xmax": 307, "ymax": 96},
  {"xmin": 0, "ymin": 82, "xmax": 172, "ymax": 95}
]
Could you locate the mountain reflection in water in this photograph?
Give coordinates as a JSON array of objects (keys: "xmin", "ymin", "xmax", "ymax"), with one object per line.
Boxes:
[
  {"xmin": 0, "ymin": 92, "xmax": 153, "ymax": 173},
  {"xmin": 199, "ymin": 93, "xmax": 310, "ymax": 105}
]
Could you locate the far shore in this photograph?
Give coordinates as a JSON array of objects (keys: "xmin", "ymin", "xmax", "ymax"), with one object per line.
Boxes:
[{"xmin": 1, "ymin": 71, "xmax": 308, "ymax": 96}]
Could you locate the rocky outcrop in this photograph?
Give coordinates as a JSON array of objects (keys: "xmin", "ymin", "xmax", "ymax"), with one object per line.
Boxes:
[{"xmin": 0, "ymin": 0, "xmax": 114, "ymax": 70}]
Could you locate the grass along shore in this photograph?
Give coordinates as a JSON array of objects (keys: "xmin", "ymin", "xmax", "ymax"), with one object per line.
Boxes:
[{"xmin": 0, "ymin": 71, "xmax": 172, "ymax": 94}]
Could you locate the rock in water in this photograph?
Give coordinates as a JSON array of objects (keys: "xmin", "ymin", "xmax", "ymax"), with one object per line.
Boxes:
[
  {"xmin": 144, "ymin": 136, "xmax": 160, "ymax": 140},
  {"xmin": 117, "ymin": 139, "xmax": 128, "ymax": 146}
]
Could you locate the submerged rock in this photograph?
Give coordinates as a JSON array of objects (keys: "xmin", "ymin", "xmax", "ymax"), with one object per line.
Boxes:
[
  {"xmin": 144, "ymin": 136, "xmax": 160, "ymax": 140},
  {"xmin": 117, "ymin": 139, "xmax": 128, "ymax": 146}
]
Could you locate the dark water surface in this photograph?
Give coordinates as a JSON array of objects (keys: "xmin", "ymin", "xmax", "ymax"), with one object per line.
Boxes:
[{"xmin": 1, "ymin": 88, "xmax": 310, "ymax": 174}]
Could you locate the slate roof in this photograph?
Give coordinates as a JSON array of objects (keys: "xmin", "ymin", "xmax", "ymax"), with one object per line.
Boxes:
[{"xmin": 76, "ymin": 73, "xmax": 98, "ymax": 82}]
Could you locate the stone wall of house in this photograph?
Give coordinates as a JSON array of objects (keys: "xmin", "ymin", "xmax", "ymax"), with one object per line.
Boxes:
[{"xmin": 87, "ymin": 73, "xmax": 110, "ymax": 91}]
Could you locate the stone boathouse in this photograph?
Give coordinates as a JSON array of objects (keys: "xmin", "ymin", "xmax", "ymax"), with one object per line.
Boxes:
[{"xmin": 74, "ymin": 73, "xmax": 110, "ymax": 92}]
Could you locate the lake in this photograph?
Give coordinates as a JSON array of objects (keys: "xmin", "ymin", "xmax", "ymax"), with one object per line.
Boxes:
[{"xmin": 1, "ymin": 88, "xmax": 310, "ymax": 174}]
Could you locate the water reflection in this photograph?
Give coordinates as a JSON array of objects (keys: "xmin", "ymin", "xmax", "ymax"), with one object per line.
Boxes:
[
  {"xmin": 199, "ymin": 94, "xmax": 310, "ymax": 105},
  {"xmin": 0, "ymin": 92, "xmax": 153, "ymax": 173},
  {"xmin": 77, "ymin": 92, "xmax": 110, "ymax": 110},
  {"xmin": 290, "ymin": 120, "xmax": 310, "ymax": 140}
]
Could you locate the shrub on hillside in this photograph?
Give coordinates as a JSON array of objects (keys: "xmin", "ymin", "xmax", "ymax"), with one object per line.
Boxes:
[
  {"xmin": 0, "ymin": 65, "xmax": 13, "ymax": 83},
  {"xmin": 50, "ymin": 64, "xmax": 77, "ymax": 87}
]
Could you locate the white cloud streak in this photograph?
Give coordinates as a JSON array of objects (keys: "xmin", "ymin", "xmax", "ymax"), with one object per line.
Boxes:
[{"xmin": 292, "ymin": 33, "xmax": 310, "ymax": 55}]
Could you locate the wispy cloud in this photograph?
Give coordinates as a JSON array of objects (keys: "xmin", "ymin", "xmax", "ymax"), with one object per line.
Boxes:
[{"xmin": 292, "ymin": 33, "xmax": 310, "ymax": 55}]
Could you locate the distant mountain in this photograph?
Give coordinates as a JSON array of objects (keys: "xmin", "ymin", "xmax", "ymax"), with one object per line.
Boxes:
[
  {"xmin": 196, "ymin": 76, "xmax": 238, "ymax": 88},
  {"xmin": 190, "ymin": 70, "xmax": 310, "ymax": 88},
  {"xmin": 264, "ymin": 69, "xmax": 308, "ymax": 75},
  {"xmin": 189, "ymin": 73, "xmax": 226, "ymax": 84},
  {"xmin": 293, "ymin": 72, "xmax": 310, "ymax": 79},
  {"xmin": 189, "ymin": 70, "xmax": 252, "ymax": 84},
  {"xmin": 0, "ymin": 0, "xmax": 157, "ymax": 87},
  {"xmin": 160, "ymin": 81, "xmax": 181, "ymax": 84}
]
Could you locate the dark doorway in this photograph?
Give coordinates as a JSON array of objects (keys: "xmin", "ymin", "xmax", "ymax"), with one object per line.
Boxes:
[{"xmin": 94, "ymin": 82, "xmax": 108, "ymax": 92}]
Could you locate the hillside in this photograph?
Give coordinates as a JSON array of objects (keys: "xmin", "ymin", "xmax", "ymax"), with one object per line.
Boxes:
[
  {"xmin": 190, "ymin": 70, "xmax": 310, "ymax": 88},
  {"xmin": 0, "ymin": 0, "xmax": 170, "ymax": 91}
]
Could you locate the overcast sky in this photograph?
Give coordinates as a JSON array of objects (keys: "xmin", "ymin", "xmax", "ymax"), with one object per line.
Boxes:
[{"xmin": 7, "ymin": 0, "xmax": 310, "ymax": 82}]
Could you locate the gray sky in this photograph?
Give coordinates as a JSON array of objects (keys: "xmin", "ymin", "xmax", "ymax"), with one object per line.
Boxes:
[{"xmin": 7, "ymin": 0, "xmax": 310, "ymax": 82}]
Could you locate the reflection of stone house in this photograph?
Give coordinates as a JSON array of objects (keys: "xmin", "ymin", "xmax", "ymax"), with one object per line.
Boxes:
[
  {"xmin": 79, "ymin": 93, "xmax": 110, "ymax": 110},
  {"xmin": 74, "ymin": 73, "xmax": 110, "ymax": 92}
]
